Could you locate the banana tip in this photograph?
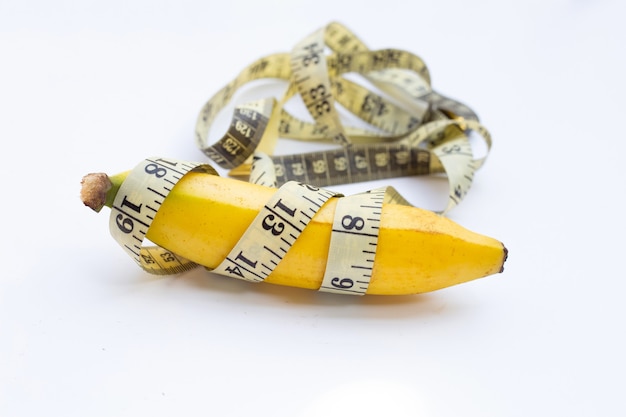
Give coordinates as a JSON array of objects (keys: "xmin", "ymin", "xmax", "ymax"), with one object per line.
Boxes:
[
  {"xmin": 80, "ymin": 173, "xmax": 112, "ymax": 212},
  {"xmin": 500, "ymin": 244, "xmax": 508, "ymax": 273}
]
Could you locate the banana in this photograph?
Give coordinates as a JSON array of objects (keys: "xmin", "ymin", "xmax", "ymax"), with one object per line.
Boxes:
[{"xmin": 81, "ymin": 168, "xmax": 507, "ymax": 295}]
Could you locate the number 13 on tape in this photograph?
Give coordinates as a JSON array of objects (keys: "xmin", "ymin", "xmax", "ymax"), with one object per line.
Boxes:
[{"xmin": 210, "ymin": 181, "xmax": 338, "ymax": 283}]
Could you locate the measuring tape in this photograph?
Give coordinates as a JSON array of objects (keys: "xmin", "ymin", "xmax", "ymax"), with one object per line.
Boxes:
[
  {"xmin": 195, "ymin": 21, "xmax": 491, "ymax": 214},
  {"xmin": 110, "ymin": 157, "xmax": 414, "ymax": 295},
  {"xmin": 108, "ymin": 22, "xmax": 494, "ymax": 295},
  {"xmin": 109, "ymin": 157, "xmax": 216, "ymax": 275},
  {"xmin": 211, "ymin": 181, "xmax": 339, "ymax": 283}
]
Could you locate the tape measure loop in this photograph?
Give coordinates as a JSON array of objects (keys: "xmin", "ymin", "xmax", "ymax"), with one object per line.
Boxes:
[
  {"xmin": 210, "ymin": 180, "xmax": 339, "ymax": 283},
  {"xmin": 320, "ymin": 187, "xmax": 385, "ymax": 295},
  {"xmin": 194, "ymin": 21, "xmax": 493, "ymax": 219},
  {"xmin": 109, "ymin": 157, "xmax": 218, "ymax": 275}
]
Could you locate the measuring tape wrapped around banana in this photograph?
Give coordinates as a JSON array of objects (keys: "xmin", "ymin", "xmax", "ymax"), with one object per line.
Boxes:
[{"xmin": 80, "ymin": 22, "xmax": 508, "ymax": 295}]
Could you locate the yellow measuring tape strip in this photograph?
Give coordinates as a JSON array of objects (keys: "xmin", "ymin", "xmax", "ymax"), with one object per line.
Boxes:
[
  {"xmin": 108, "ymin": 22, "xmax": 493, "ymax": 294},
  {"xmin": 109, "ymin": 158, "xmax": 215, "ymax": 275},
  {"xmin": 195, "ymin": 21, "xmax": 491, "ymax": 214}
]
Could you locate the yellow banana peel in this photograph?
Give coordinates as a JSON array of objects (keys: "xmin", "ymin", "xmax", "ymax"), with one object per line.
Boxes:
[{"xmin": 81, "ymin": 169, "xmax": 507, "ymax": 295}]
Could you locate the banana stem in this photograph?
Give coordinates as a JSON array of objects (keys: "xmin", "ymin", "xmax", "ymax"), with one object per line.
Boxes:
[{"xmin": 80, "ymin": 171, "xmax": 129, "ymax": 212}]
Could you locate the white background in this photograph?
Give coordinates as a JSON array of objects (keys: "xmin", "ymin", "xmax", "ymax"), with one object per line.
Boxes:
[{"xmin": 1, "ymin": 1, "xmax": 625, "ymax": 416}]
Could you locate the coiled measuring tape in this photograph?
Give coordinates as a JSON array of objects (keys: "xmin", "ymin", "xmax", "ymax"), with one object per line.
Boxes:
[
  {"xmin": 195, "ymin": 21, "xmax": 492, "ymax": 214},
  {"xmin": 109, "ymin": 22, "xmax": 494, "ymax": 295}
]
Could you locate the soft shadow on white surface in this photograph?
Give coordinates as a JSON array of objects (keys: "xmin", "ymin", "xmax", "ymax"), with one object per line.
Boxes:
[
  {"xmin": 181, "ymin": 267, "xmax": 440, "ymax": 307},
  {"xmin": 297, "ymin": 379, "xmax": 427, "ymax": 417}
]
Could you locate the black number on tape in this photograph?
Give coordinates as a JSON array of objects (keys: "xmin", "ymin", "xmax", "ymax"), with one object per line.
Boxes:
[
  {"xmin": 235, "ymin": 250, "xmax": 258, "ymax": 269},
  {"xmin": 262, "ymin": 214, "xmax": 285, "ymax": 236},
  {"xmin": 145, "ymin": 163, "xmax": 167, "ymax": 178},
  {"xmin": 116, "ymin": 214, "xmax": 134, "ymax": 234},
  {"xmin": 120, "ymin": 195, "xmax": 142, "ymax": 214},
  {"xmin": 331, "ymin": 277, "xmax": 355, "ymax": 289},
  {"xmin": 273, "ymin": 198, "xmax": 297, "ymax": 217},
  {"xmin": 302, "ymin": 43, "xmax": 321, "ymax": 66},
  {"xmin": 341, "ymin": 215, "xmax": 365, "ymax": 231}
]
